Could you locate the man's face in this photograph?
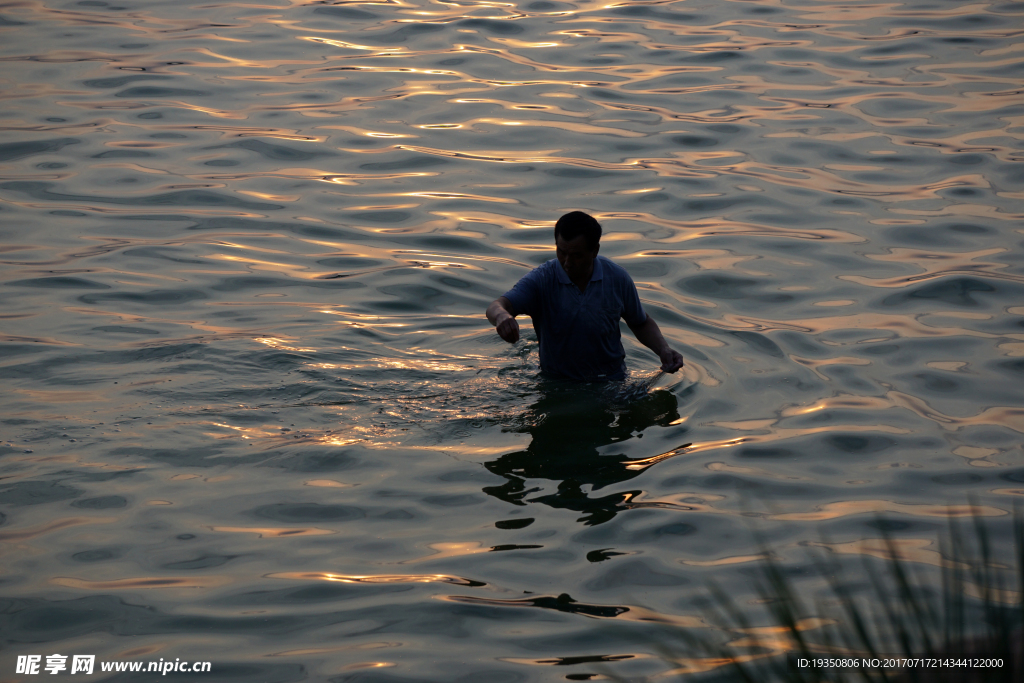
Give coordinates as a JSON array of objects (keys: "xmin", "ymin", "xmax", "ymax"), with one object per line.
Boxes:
[{"xmin": 555, "ymin": 233, "xmax": 599, "ymax": 281}]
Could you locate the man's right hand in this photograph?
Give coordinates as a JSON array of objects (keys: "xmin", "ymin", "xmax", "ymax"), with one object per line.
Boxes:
[
  {"xmin": 495, "ymin": 313, "xmax": 520, "ymax": 343},
  {"xmin": 487, "ymin": 297, "xmax": 520, "ymax": 343}
]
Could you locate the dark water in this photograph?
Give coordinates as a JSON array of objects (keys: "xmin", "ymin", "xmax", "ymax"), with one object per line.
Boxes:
[{"xmin": 2, "ymin": 0, "xmax": 1023, "ymax": 680}]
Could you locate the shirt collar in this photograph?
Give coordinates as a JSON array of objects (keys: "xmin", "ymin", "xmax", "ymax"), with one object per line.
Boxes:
[{"xmin": 554, "ymin": 256, "xmax": 604, "ymax": 284}]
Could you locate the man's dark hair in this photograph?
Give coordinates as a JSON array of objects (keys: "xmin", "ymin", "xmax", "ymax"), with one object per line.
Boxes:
[{"xmin": 554, "ymin": 211, "xmax": 602, "ymax": 250}]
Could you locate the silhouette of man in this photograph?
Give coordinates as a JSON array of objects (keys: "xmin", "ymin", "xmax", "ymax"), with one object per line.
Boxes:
[{"xmin": 486, "ymin": 211, "xmax": 683, "ymax": 381}]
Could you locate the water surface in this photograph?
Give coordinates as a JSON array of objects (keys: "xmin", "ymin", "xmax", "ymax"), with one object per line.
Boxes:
[{"xmin": 2, "ymin": 0, "xmax": 1023, "ymax": 680}]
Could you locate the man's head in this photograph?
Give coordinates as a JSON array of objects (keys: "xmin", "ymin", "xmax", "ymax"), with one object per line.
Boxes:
[
  {"xmin": 554, "ymin": 211, "xmax": 601, "ymax": 283},
  {"xmin": 554, "ymin": 211, "xmax": 601, "ymax": 250}
]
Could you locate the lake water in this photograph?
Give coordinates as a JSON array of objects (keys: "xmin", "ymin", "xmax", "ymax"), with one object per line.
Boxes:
[{"xmin": 2, "ymin": 0, "xmax": 1023, "ymax": 680}]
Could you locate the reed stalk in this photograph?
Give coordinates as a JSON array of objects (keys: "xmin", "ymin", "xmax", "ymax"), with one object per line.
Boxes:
[{"xmin": 608, "ymin": 504, "xmax": 1023, "ymax": 683}]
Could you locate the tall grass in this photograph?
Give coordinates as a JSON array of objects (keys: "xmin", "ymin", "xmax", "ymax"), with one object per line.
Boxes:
[{"xmin": 621, "ymin": 506, "xmax": 1023, "ymax": 683}]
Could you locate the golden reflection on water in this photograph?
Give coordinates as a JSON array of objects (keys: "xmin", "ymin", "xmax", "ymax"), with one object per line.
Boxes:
[
  {"xmin": 212, "ymin": 526, "xmax": 335, "ymax": 538},
  {"xmin": 771, "ymin": 500, "xmax": 1004, "ymax": 522},
  {"xmin": 52, "ymin": 576, "xmax": 231, "ymax": 590},
  {"xmin": 303, "ymin": 479, "xmax": 353, "ymax": 488},
  {"xmin": 0, "ymin": 517, "xmax": 115, "ymax": 543},
  {"xmin": 887, "ymin": 391, "xmax": 1024, "ymax": 433},
  {"xmin": 341, "ymin": 662, "xmax": 396, "ymax": 671},
  {"xmin": 841, "ymin": 246, "xmax": 1016, "ymax": 288},
  {"xmin": 673, "ymin": 424, "xmax": 911, "ymax": 458},
  {"xmin": 269, "ymin": 572, "xmax": 484, "ymax": 587},
  {"xmin": 705, "ymin": 461, "xmax": 808, "ymax": 481},
  {"xmin": 255, "ymin": 337, "xmax": 317, "ymax": 352},
  {"xmin": 790, "ymin": 354, "xmax": 872, "ymax": 380},
  {"xmin": 681, "ymin": 553, "xmax": 768, "ymax": 567},
  {"xmin": 15, "ymin": 388, "xmax": 109, "ymax": 403},
  {"xmin": 402, "ymin": 542, "xmax": 494, "ymax": 563},
  {"xmin": 268, "ymin": 642, "xmax": 399, "ymax": 658},
  {"xmin": 716, "ymin": 310, "xmax": 1022, "ymax": 340}
]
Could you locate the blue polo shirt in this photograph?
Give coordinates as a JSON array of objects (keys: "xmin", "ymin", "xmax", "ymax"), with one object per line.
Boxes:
[{"xmin": 503, "ymin": 256, "xmax": 648, "ymax": 381}]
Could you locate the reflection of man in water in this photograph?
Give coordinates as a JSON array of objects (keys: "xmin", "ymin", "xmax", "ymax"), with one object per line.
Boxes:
[
  {"xmin": 483, "ymin": 385, "xmax": 684, "ymax": 525},
  {"xmin": 486, "ymin": 211, "xmax": 684, "ymax": 381}
]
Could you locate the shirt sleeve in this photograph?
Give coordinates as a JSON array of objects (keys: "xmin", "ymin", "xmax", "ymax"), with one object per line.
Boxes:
[
  {"xmin": 621, "ymin": 273, "xmax": 647, "ymax": 328},
  {"xmin": 502, "ymin": 266, "xmax": 544, "ymax": 317}
]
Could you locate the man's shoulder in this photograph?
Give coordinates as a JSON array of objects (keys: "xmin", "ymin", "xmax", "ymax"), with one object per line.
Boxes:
[
  {"xmin": 596, "ymin": 255, "xmax": 634, "ymax": 282},
  {"xmin": 521, "ymin": 258, "xmax": 561, "ymax": 281},
  {"xmin": 506, "ymin": 259, "xmax": 559, "ymax": 298}
]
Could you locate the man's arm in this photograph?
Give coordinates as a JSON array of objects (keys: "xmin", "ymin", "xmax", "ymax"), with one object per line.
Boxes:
[
  {"xmin": 487, "ymin": 296, "xmax": 520, "ymax": 343},
  {"xmin": 628, "ymin": 314, "xmax": 684, "ymax": 372}
]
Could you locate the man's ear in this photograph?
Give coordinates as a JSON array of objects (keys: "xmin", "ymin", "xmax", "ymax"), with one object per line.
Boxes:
[{"xmin": 594, "ymin": 242, "xmax": 600, "ymax": 255}]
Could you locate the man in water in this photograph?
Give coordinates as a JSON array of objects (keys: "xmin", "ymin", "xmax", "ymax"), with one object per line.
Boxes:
[{"xmin": 486, "ymin": 211, "xmax": 684, "ymax": 381}]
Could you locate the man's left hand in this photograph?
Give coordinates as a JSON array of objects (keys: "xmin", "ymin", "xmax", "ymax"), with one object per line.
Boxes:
[
  {"xmin": 629, "ymin": 315, "xmax": 684, "ymax": 373},
  {"xmin": 659, "ymin": 348, "xmax": 684, "ymax": 373}
]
